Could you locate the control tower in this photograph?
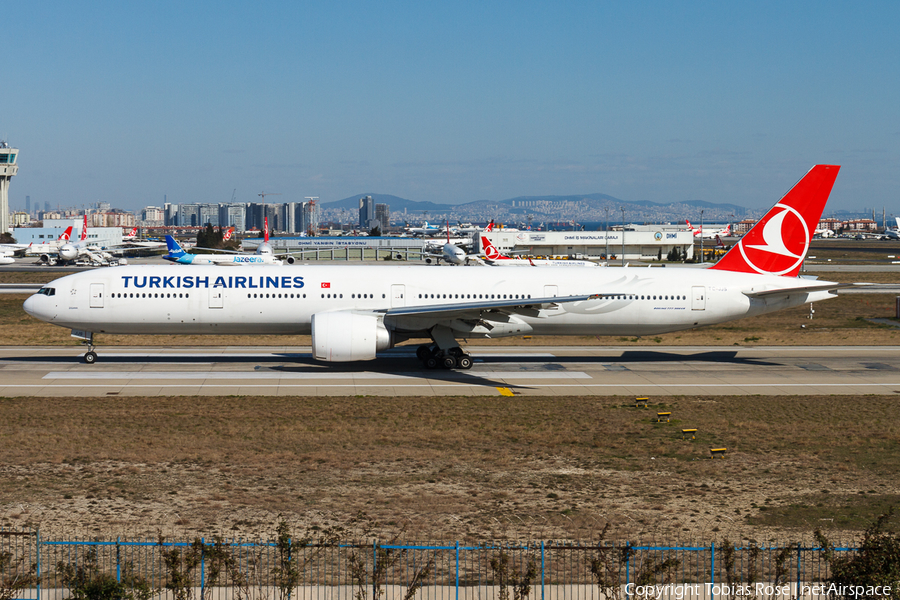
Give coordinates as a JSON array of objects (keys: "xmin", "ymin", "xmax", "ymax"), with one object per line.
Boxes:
[{"xmin": 0, "ymin": 142, "xmax": 18, "ymax": 234}]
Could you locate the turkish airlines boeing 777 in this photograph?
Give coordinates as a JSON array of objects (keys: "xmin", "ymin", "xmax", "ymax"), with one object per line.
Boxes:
[{"xmin": 25, "ymin": 165, "xmax": 845, "ymax": 368}]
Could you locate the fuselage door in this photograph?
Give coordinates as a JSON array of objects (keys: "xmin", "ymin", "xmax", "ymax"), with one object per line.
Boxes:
[
  {"xmin": 391, "ymin": 284, "xmax": 405, "ymax": 308},
  {"xmin": 209, "ymin": 288, "xmax": 224, "ymax": 309},
  {"xmin": 691, "ymin": 286, "xmax": 706, "ymax": 310},
  {"xmin": 89, "ymin": 283, "xmax": 104, "ymax": 308}
]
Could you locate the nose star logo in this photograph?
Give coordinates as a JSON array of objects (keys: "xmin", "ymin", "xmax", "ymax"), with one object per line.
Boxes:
[{"xmin": 737, "ymin": 203, "xmax": 809, "ymax": 275}]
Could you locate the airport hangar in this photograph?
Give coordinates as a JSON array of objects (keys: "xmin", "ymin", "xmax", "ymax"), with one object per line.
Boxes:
[
  {"xmin": 12, "ymin": 218, "xmax": 125, "ymax": 248},
  {"xmin": 242, "ymin": 227, "xmax": 695, "ymax": 261}
]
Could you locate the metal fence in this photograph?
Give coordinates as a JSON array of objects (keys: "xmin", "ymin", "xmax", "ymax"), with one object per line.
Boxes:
[{"xmin": 0, "ymin": 531, "xmax": 861, "ymax": 600}]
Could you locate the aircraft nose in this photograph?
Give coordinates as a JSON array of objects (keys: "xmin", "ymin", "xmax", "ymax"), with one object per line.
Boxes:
[
  {"xmin": 23, "ymin": 294, "xmax": 37, "ymax": 317},
  {"xmin": 23, "ymin": 294, "xmax": 52, "ymax": 322}
]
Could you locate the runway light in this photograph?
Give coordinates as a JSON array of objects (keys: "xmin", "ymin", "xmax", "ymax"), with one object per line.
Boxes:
[
  {"xmin": 634, "ymin": 396, "xmax": 648, "ymax": 408},
  {"xmin": 710, "ymin": 448, "xmax": 727, "ymax": 459},
  {"xmin": 682, "ymin": 428, "xmax": 697, "ymax": 440},
  {"xmin": 656, "ymin": 411, "xmax": 671, "ymax": 423}
]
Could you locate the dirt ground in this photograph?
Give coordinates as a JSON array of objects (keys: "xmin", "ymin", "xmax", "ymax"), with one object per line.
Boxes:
[{"xmin": 1, "ymin": 395, "xmax": 898, "ymax": 545}]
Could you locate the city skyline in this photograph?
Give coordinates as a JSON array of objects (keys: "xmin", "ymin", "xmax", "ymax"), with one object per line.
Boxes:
[{"xmin": 2, "ymin": 2, "xmax": 899, "ymax": 214}]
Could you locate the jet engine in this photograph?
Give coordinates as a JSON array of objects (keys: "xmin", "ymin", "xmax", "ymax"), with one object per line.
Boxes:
[{"xmin": 311, "ymin": 312, "xmax": 392, "ymax": 362}]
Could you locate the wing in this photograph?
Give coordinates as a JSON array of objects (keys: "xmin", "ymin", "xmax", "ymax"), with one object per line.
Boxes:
[
  {"xmin": 381, "ymin": 293, "xmax": 603, "ymax": 320},
  {"xmin": 742, "ymin": 281, "xmax": 855, "ymax": 298}
]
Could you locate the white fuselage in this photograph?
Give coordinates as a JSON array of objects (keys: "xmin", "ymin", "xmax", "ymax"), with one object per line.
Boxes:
[{"xmin": 23, "ymin": 264, "xmax": 836, "ymax": 338}]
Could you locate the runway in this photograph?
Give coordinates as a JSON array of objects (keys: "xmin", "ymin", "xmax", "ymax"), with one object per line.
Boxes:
[{"xmin": 2, "ymin": 345, "xmax": 900, "ymax": 397}]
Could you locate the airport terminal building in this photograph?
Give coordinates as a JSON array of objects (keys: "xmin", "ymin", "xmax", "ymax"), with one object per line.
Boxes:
[
  {"xmin": 243, "ymin": 227, "xmax": 694, "ymax": 262},
  {"xmin": 483, "ymin": 228, "xmax": 695, "ymax": 261}
]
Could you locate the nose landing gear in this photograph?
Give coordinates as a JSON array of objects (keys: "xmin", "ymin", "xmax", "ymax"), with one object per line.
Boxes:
[{"xmin": 72, "ymin": 330, "xmax": 98, "ymax": 364}]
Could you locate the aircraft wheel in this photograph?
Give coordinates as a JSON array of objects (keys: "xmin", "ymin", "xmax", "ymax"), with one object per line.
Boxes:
[
  {"xmin": 416, "ymin": 345, "xmax": 431, "ymax": 361},
  {"xmin": 424, "ymin": 356, "xmax": 439, "ymax": 369},
  {"xmin": 448, "ymin": 347, "xmax": 463, "ymax": 357},
  {"xmin": 83, "ymin": 351, "xmax": 98, "ymax": 364},
  {"xmin": 457, "ymin": 355, "xmax": 473, "ymax": 370},
  {"xmin": 442, "ymin": 355, "xmax": 457, "ymax": 369}
]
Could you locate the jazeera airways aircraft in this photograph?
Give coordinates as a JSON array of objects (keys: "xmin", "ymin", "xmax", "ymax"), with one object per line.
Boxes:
[
  {"xmin": 164, "ymin": 236, "xmax": 282, "ymax": 265},
  {"xmin": 25, "ymin": 165, "xmax": 848, "ymax": 368}
]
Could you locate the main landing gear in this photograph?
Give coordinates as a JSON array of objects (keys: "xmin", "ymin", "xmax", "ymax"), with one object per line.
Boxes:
[
  {"xmin": 417, "ymin": 325, "xmax": 473, "ymax": 370},
  {"xmin": 416, "ymin": 345, "xmax": 473, "ymax": 370}
]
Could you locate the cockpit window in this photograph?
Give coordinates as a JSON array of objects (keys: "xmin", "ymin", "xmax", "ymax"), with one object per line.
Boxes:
[{"xmin": 37, "ymin": 287, "xmax": 56, "ymax": 296}]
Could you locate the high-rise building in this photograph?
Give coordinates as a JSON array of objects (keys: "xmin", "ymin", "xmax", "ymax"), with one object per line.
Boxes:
[
  {"xmin": 44, "ymin": 201, "xmax": 50, "ymax": 212},
  {"xmin": 164, "ymin": 203, "xmax": 179, "ymax": 226},
  {"xmin": 0, "ymin": 142, "xmax": 19, "ymax": 234},
  {"xmin": 359, "ymin": 195, "xmax": 376, "ymax": 230},
  {"xmin": 199, "ymin": 203, "xmax": 219, "ymax": 227},
  {"xmin": 218, "ymin": 204, "xmax": 247, "ymax": 233},
  {"xmin": 281, "ymin": 202, "xmax": 298, "ymax": 234},
  {"xmin": 25, "ymin": 195, "xmax": 30, "ymax": 215},
  {"xmin": 375, "ymin": 203, "xmax": 390, "ymax": 232},
  {"xmin": 179, "ymin": 204, "xmax": 201, "ymax": 227}
]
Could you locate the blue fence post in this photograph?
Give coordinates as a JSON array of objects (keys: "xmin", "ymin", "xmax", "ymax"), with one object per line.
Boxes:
[
  {"xmin": 625, "ymin": 542, "xmax": 630, "ymax": 598},
  {"xmin": 116, "ymin": 537, "xmax": 121, "ymax": 583},
  {"xmin": 36, "ymin": 529, "xmax": 41, "ymax": 600},
  {"xmin": 797, "ymin": 545, "xmax": 801, "ymax": 596},
  {"xmin": 710, "ymin": 543, "xmax": 715, "ymax": 600},
  {"xmin": 373, "ymin": 540, "xmax": 377, "ymax": 600},
  {"xmin": 540, "ymin": 541, "xmax": 545, "ymax": 600},
  {"xmin": 200, "ymin": 537, "xmax": 206, "ymax": 600},
  {"xmin": 455, "ymin": 541, "xmax": 460, "ymax": 600}
]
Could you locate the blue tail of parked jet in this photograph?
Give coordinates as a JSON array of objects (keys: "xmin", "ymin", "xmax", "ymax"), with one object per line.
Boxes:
[{"xmin": 164, "ymin": 235, "xmax": 187, "ymax": 262}]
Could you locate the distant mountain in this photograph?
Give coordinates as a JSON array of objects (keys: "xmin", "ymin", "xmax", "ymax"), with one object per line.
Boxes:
[
  {"xmin": 323, "ymin": 192, "xmax": 753, "ymax": 221},
  {"xmin": 323, "ymin": 194, "xmax": 455, "ymax": 213}
]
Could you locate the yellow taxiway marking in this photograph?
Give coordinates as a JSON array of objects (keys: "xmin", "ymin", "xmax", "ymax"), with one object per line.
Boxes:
[{"xmin": 497, "ymin": 387, "xmax": 515, "ymax": 396}]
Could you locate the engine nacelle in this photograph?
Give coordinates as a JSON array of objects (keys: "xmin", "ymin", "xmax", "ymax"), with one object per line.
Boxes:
[
  {"xmin": 312, "ymin": 312, "xmax": 392, "ymax": 362},
  {"xmin": 285, "ymin": 256, "xmax": 296, "ymax": 265}
]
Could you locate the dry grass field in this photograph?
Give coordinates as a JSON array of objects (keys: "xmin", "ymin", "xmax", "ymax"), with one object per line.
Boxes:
[
  {"xmin": 1, "ymin": 265, "xmax": 899, "ymax": 544},
  {"xmin": 0, "ymin": 395, "xmax": 898, "ymax": 543}
]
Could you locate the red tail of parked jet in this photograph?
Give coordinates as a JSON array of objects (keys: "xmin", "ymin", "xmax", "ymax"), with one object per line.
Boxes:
[
  {"xmin": 59, "ymin": 226, "xmax": 73, "ymax": 242},
  {"xmin": 480, "ymin": 234, "xmax": 508, "ymax": 260},
  {"xmin": 711, "ymin": 164, "xmax": 840, "ymax": 277},
  {"xmin": 80, "ymin": 215, "xmax": 88, "ymax": 242}
]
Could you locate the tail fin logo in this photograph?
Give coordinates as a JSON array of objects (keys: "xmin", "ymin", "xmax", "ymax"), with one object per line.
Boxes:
[
  {"xmin": 481, "ymin": 236, "xmax": 502, "ymax": 260},
  {"xmin": 738, "ymin": 203, "xmax": 808, "ymax": 276}
]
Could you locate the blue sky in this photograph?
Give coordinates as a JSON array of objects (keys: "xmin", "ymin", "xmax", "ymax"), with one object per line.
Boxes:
[{"xmin": 3, "ymin": 1, "xmax": 899, "ymax": 213}]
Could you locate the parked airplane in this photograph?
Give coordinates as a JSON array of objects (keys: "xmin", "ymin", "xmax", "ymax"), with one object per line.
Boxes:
[
  {"xmin": 405, "ymin": 221, "xmax": 442, "ymax": 236},
  {"xmin": 879, "ymin": 217, "xmax": 900, "ymax": 240},
  {"xmin": 23, "ymin": 226, "xmax": 73, "ymax": 257},
  {"xmin": 164, "ymin": 236, "xmax": 282, "ymax": 265},
  {"xmin": 479, "ymin": 235, "xmax": 597, "ymax": 267},
  {"xmin": 25, "ymin": 165, "xmax": 847, "ymax": 368},
  {"xmin": 423, "ymin": 224, "xmax": 482, "ymax": 265},
  {"xmin": 686, "ymin": 221, "xmax": 732, "ymax": 239}
]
